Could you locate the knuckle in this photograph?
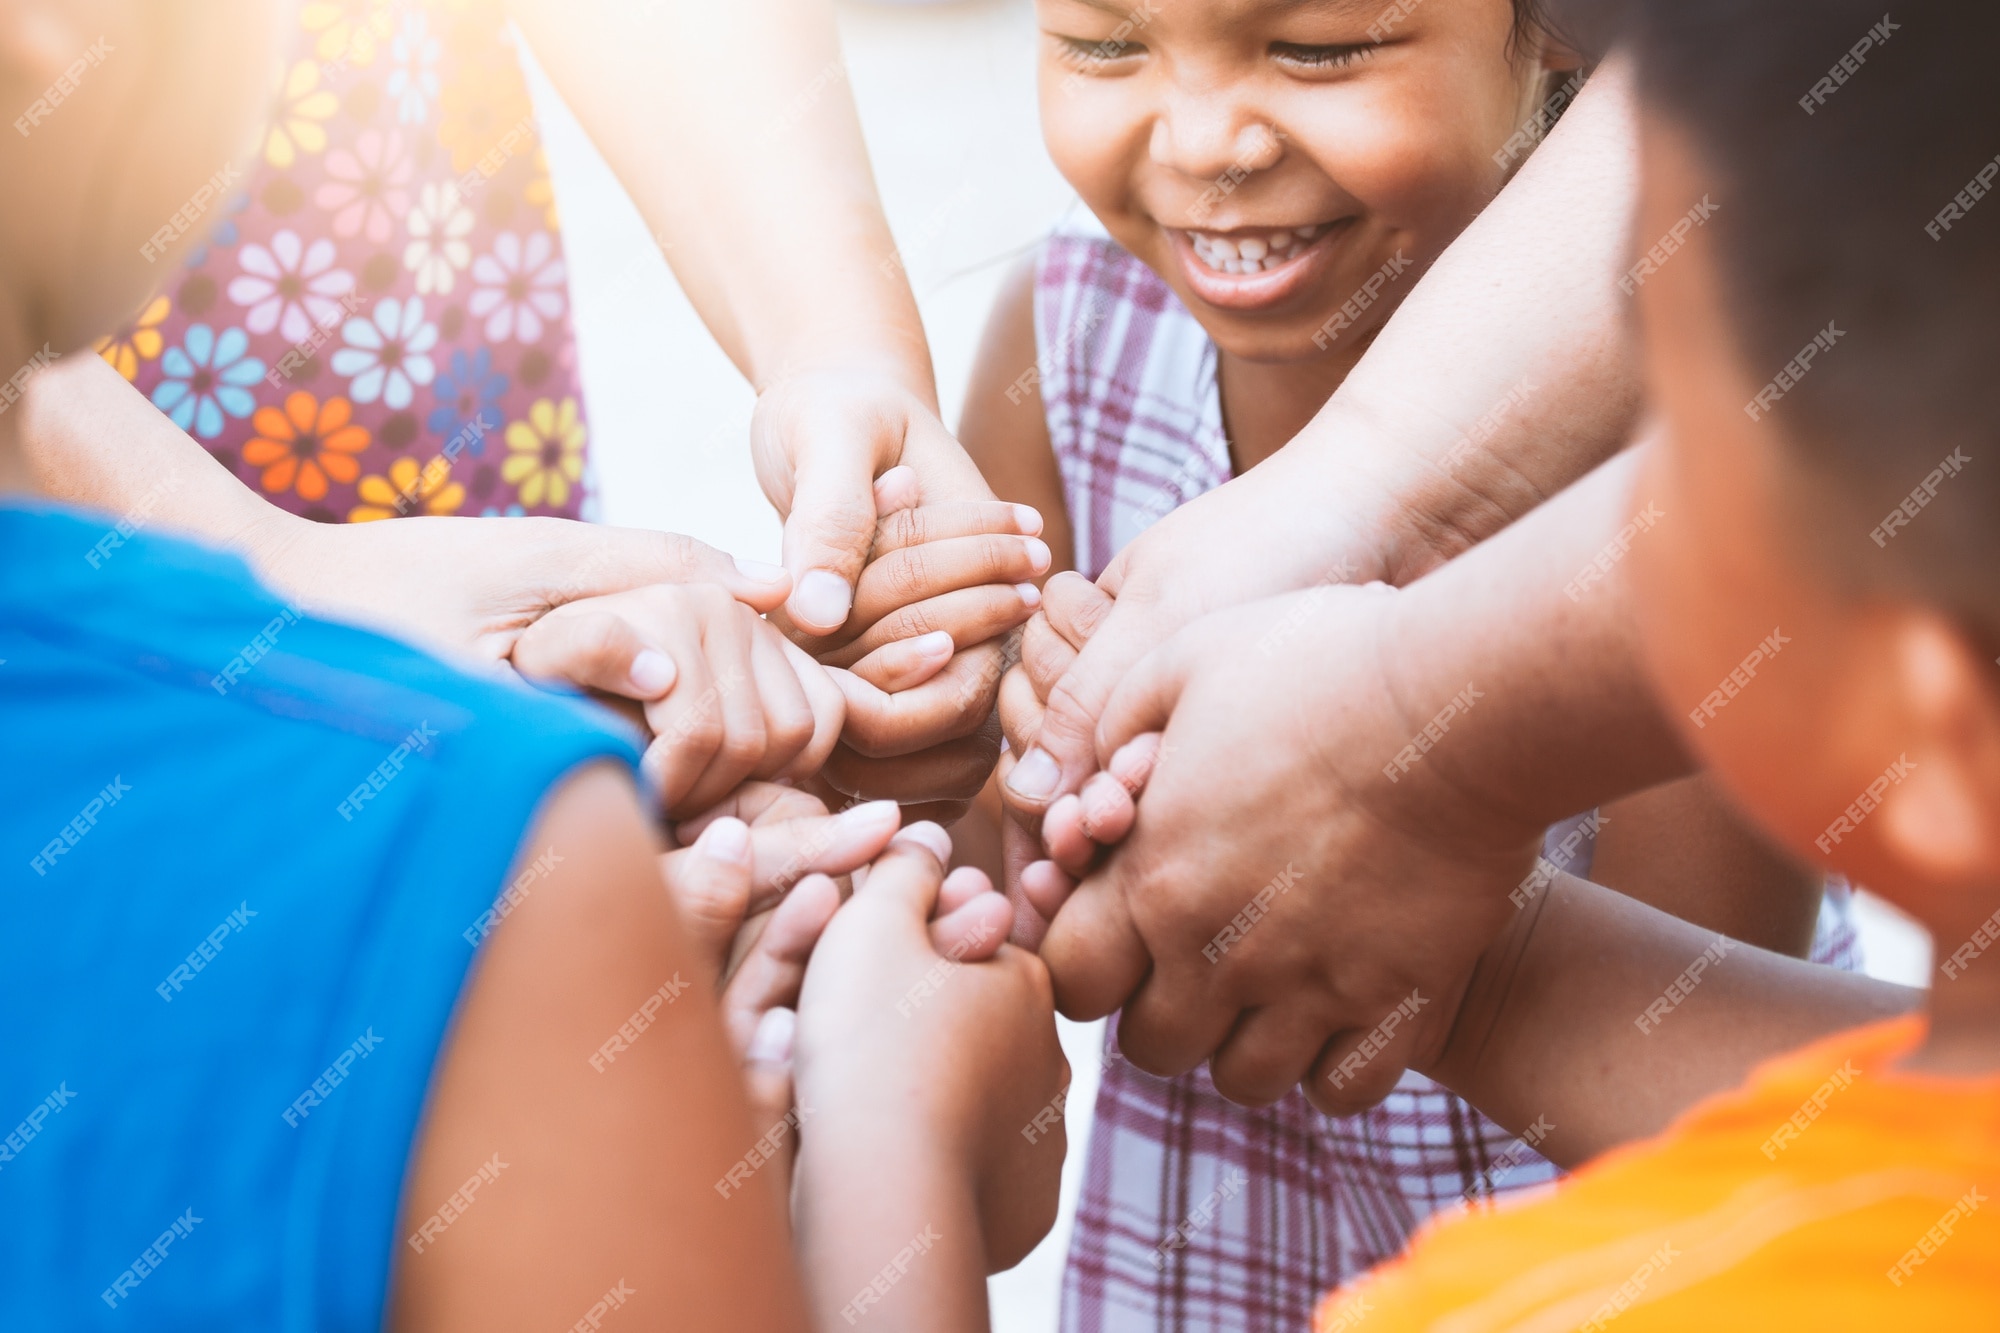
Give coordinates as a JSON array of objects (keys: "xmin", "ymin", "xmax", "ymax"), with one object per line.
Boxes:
[{"xmin": 885, "ymin": 547, "xmax": 932, "ymax": 604}]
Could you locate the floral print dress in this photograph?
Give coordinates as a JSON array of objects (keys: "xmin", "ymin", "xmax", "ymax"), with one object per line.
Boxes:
[{"xmin": 102, "ymin": 0, "xmax": 592, "ymax": 524}]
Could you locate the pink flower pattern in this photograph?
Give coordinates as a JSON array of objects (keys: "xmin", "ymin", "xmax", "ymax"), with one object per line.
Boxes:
[{"xmin": 227, "ymin": 230, "xmax": 356, "ymax": 344}]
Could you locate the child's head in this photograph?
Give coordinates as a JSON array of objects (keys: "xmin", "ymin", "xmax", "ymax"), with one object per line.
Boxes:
[
  {"xmin": 1034, "ymin": 0, "xmax": 1583, "ymax": 363},
  {"xmin": 1622, "ymin": 0, "xmax": 2000, "ymax": 940},
  {"xmin": 0, "ymin": 0, "xmax": 274, "ymax": 370}
]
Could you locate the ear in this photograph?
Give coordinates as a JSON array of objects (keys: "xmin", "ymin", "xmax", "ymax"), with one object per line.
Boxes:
[
  {"xmin": 0, "ymin": 0, "xmax": 91, "ymax": 90},
  {"xmin": 1878, "ymin": 610, "xmax": 2000, "ymax": 882}
]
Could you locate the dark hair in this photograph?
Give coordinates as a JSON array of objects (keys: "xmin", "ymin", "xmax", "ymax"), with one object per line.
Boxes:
[{"xmin": 1620, "ymin": 0, "xmax": 2000, "ymax": 631}]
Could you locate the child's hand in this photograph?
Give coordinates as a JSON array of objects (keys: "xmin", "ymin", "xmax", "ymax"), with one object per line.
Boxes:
[
  {"xmin": 510, "ymin": 582, "xmax": 844, "ymax": 816},
  {"xmin": 799, "ymin": 467, "xmax": 1051, "ymax": 819},
  {"xmin": 794, "ymin": 830, "xmax": 1067, "ymax": 1274},
  {"xmin": 658, "ymin": 785, "xmax": 904, "ymax": 1203}
]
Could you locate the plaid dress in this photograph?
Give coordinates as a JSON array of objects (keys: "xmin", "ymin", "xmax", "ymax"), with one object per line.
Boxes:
[{"xmin": 1033, "ymin": 220, "xmax": 1866, "ymax": 1333}]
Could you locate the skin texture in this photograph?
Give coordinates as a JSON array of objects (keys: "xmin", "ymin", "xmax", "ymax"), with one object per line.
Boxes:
[
  {"xmin": 1035, "ymin": 0, "xmax": 1577, "ymax": 469},
  {"xmin": 1056, "ymin": 448, "xmax": 1700, "ymax": 1115},
  {"xmin": 999, "ymin": 54, "xmax": 1645, "ymax": 845},
  {"xmin": 1626, "ymin": 117, "xmax": 2000, "ymax": 1077},
  {"xmin": 0, "ymin": 4, "xmax": 1061, "ymax": 1326}
]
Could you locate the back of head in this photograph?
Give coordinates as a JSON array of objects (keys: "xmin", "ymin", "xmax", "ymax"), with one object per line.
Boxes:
[{"xmin": 1613, "ymin": 0, "xmax": 1999, "ymax": 639}]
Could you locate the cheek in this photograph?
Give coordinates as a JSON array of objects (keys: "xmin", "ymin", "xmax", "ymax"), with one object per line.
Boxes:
[
  {"xmin": 1282, "ymin": 84, "xmax": 1505, "ymax": 234},
  {"xmin": 1039, "ymin": 81, "xmax": 1146, "ymax": 220}
]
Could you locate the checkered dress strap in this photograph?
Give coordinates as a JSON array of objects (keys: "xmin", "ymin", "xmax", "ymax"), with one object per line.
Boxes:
[{"xmin": 1033, "ymin": 223, "xmax": 1232, "ymax": 581}]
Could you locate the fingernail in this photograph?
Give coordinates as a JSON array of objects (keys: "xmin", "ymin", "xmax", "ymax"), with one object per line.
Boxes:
[
  {"xmin": 746, "ymin": 1006, "xmax": 796, "ymax": 1065},
  {"xmin": 839, "ymin": 799, "xmax": 902, "ymax": 831},
  {"xmin": 1025, "ymin": 538, "xmax": 1052, "ymax": 574},
  {"xmin": 629, "ymin": 649, "xmax": 676, "ymax": 696},
  {"xmin": 1015, "ymin": 581, "xmax": 1042, "ymax": 610},
  {"xmin": 891, "ymin": 820, "xmax": 954, "ymax": 864},
  {"xmin": 911, "ymin": 629, "xmax": 954, "ymax": 660},
  {"xmin": 1007, "ymin": 747, "xmax": 1060, "ymax": 800},
  {"xmin": 792, "ymin": 568, "xmax": 853, "ymax": 630},
  {"xmin": 1013, "ymin": 503, "xmax": 1044, "ymax": 535},
  {"xmin": 697, "ymin": 816, "xmax": 753, "ymax": 867},
  {"xmin": 734, "ymin": 557, "xmax": 787, "ymax": 582}
]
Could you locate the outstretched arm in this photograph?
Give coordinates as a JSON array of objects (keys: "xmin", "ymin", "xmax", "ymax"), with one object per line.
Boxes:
[
  {"xmin": 1424, "ymin": 872, "xmax": 1919, "ymax": 1168},
  {"xmin": 506, "ymin": 0, "xmax": 997, "ymax": 638},
  {"xmin": 1007, "ymin": 55, "xmax": 1646, "ymax": 821}
]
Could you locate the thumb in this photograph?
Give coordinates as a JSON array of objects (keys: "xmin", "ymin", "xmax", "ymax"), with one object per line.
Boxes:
[
  {"xmin": 1003, "ymin": 611, "xmax": 1160, "ymax": 815},
  {"xmin": 780, "ymin": 449, "xmax": 884, "ymax": 636},
  {"xmin": 529, "ymin": 524, "xmax": 792, "ymax": 615}
]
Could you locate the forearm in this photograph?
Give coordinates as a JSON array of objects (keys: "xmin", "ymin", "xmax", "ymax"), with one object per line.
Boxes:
[
  {"xmin": 1265, "ymin": 55, "xmax": 1644, "ymax": 583},
  {"xmin": 1431, "ymin": 872, "xmax": 1919, "ymax": 1167},
  {"xmin": 17, "ymin": 354, "xmax": 298, "ymax": 566},
  {"xmin": 794, "ymin": 1130, "xmax": 988, "ymax": 1332},
  {"xmin": 1374, "ymin": 445, "xmax": 1691, "ymax": 834},
  {"xmin": 508, "ymin": 0, "xmax": 934, "ymax": 403}
]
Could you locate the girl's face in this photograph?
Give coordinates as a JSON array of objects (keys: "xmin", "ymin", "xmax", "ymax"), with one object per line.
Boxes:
[{"xmin": 1035, "ymin": 0, "xmax": 1573, "ymax": 362}]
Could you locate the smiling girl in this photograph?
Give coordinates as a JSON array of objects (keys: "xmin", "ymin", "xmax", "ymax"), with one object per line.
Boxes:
[{"xmin": 954, "ymin": 1, "xmax": 1856, "ymax": 1328}]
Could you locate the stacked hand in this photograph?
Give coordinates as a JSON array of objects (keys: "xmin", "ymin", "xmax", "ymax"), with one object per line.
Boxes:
[{"xmin": 1004, "ymin": 579, "xmax": 1546, "ymax": 1115}]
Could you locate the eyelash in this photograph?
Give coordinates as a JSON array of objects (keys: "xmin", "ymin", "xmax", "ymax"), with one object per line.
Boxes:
[
  {"xmin": 1270, "ymin": 43, "xmax": 1373, "ymax": 71},
  {"xmin": 1057, "ymin": 35, "xmax": 1144, "ymax": 63}
]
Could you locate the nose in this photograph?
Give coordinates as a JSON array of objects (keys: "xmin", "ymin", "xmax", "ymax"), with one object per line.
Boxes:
[{"xmin": 1149, "ymin": 84, "xmax": 1285, "ymax": 185}]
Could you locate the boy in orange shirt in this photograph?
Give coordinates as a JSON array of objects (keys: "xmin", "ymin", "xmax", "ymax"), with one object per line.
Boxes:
[{"xmin": 1307, "ymin": 0, "xmax": 2000, "ymax": 1324}]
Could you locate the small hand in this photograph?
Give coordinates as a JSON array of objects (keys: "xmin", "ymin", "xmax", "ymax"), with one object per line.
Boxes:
[
  {"xmin": 794, "ymin": 828, "xmax": 1066, "ymax": 1273},
  {"xmin": 510, "ymin": 583, "xmax": 843, "ymax": 816}
]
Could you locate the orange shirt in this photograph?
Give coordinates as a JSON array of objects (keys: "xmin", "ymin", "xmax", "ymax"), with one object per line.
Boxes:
[{"xmin": 1316, "ymin": 1017, "xmax": 2000, "ymax": 1332}]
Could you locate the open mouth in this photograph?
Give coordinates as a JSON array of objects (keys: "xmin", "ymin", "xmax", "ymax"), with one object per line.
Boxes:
[
  {"xmin": 1166, "ymin": 219, "xmax": 1351, "ymax": 312},
  {"xmin": 1186, "ymin": 223, "xmax": 1334, "ymax": 274}
]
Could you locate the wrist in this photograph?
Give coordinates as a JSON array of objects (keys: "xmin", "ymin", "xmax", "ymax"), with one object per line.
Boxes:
[{"xmin": 753, "ymin": 328, "xmax": 938, "ymax": 413}]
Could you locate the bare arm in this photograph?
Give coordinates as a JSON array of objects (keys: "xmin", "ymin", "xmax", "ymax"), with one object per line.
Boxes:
[
  {"xmin": 1013, "ymin": 54, "xmax": 1648, "ymax": 815},
  {"xmin": 505, "ymin": 0, "xmax": 999, "ymax": 639},
  {"xmin": 393, "ymin": 763, "xmax": 811, "ymax": 1331},
  {"xmin": 1428, "ymin": 871, "xmax": 1919, "ymax": 1168}
]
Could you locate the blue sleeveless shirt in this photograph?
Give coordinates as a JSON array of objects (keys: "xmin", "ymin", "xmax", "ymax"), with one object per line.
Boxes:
[{"xmin": 0, "ymin": 505, "xmax": 640, "ymax": 1330}]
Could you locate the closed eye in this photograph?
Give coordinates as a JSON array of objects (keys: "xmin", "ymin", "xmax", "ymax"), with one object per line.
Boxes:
[
  {"xmin": 1054, "ymin": 33, "xmax": 1146, "ymax": 66},
  {"xmin": 1270, "ymin": 42, "xmax": 1372, "ymax": 72}
]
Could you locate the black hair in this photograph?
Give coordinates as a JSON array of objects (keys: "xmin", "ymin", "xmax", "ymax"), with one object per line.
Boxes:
[{"xmin": 1611, "ymin": 0, "xmax": 2000, "ymax": 631}]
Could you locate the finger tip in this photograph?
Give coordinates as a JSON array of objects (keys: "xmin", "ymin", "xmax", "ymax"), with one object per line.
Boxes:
[
  {"xmin": 745, "ymin": 1006, "xmax": 797, "ymax": 1066},
  {"xmin": 890, "ymin": 819, "xmax": 954, "ymax": 865},
  {"xmin": 696, "ymin": 815, "xmax": 754, "ymax": 867}
]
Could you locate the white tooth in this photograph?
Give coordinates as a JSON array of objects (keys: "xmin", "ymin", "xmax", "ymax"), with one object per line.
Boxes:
[
  {"xmin": 1295, "ymin": 226, "xmax": 1319, "ymax": 240},
  {"xmin": 1210, "ymin": 236, "xmax": 1239, "ymax": 261},
  {"xmin": 1237, "ymin": 236, "xmax": 1268, "ymax": 261}
]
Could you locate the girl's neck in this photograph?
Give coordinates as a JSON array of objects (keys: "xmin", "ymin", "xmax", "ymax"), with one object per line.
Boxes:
[{"xmin": 1215, "ymin": 338, "xmax": 1372, "ymax": 476}]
